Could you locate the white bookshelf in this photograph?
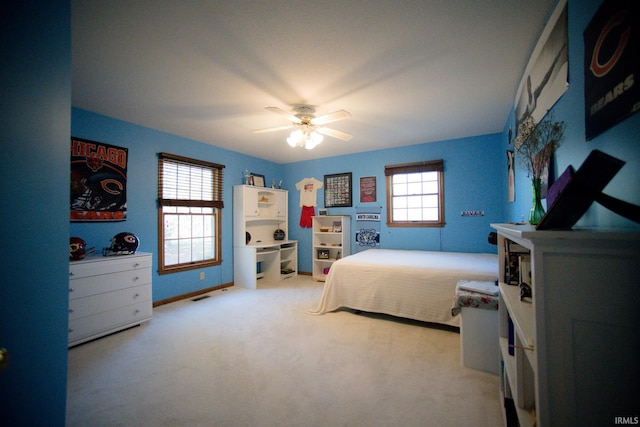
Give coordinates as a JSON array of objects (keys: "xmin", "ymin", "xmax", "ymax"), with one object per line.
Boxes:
[
  {"xmin": 312, "ymin": 215, "xmax": 350, "ymax": 281},
  {"xmin": 492, "ymin": 223, "xmax": 640, "ymax": 427}
]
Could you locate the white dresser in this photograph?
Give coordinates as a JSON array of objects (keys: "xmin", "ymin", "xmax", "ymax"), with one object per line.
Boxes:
[{"xmin": 68, "ymin": 252, "xmax": 152, "ymax": 347}]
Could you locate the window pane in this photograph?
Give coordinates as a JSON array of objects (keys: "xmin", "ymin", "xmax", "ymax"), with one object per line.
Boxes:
[
  {"xmin": 407, "ymin": 195, "xmax": 422, "ymax": 208},
  {"xmin": 407, "ymin": 182, "xmax": 422, "ymax": 195},
  {"xmin": 393, "ymin": 208, "xmax": 407, "ymax": 221},
  {"xmin": 407, "ymin": 172, "xmax": 422, "ymax": 183},
  {"xmin": 192, "ymin": 215, "xmax": 204, "ymax": 237},
  {"xmin": 204, "ymin": 237, "xmax": 214, "ymax": 258},
  {"xmin": 178, "ymin": 238, "xmax": 191, "ymax": 264},
  {"xmin": 423, "ymin": 181, "xmax": 438, "ymax": 194},
  {"xmin": 393, "ymin": 196, "xmax": 407, "ymax": 208},
  {"xmin": 204, "ymin": 214, "xmax": 213, "ymax": 236},
  {"xmin": 164, "ymin": 239, "xmax": 179, "ymax": 265},
  {"xmin": 393, "ymin": 174, "xmax": 407, "ymax": 184},
  {"xmin": 407, "ymin": 208, "xmax": 423, "ymax": 221},
  {"xmin": 422, "ymin": 171, "xmax": 438, "ymax": 181},
  {"xmin": 393, "ymin": 182, "xmax": 407, "ymax": 196},
  {"xmin": 423, "ymin": 207, "xmax": 439, "ymax": 220},
  {"xmin": 423, "ymin": 194, "xmax": 439, "ymax": 208},
  {"xmin": 192, "ymin": 237, "xmax": 204, "ymax": 261},
  {"xmin": 179, "ymin": 215, "xmax": 191, "ymax": 237},
  {"xmin": 164, "ymin": 214, "xmax": 179, "ymax": 239}
]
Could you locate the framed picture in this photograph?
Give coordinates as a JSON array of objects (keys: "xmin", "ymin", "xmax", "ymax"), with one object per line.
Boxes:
[
  {"xmin": 317, "ymin": 249, "xmax": 330, "ymax": 259},
  {"xmin": 514, "ymin": 0, "xmax": 568, "ymax": 132},
  {"xmin": 250, "ymin": 173, "xmax": 265, "ymax": 187},
  {"xmin": 332, "ymin": 221, "xmax": 342, "ymax": 233},
  {"xmin": 324, "ymin": 172, "xmax": 352, "ymax": 207},
  {"xmin": 359, "ymin": 176, "xmax": 376, "ymax": 203},
  {"xmin": 318, "ymin": 208, "xmax": 328, "ymax": 216}
]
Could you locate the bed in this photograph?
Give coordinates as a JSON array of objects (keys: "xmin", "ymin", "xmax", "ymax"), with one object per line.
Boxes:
[{"xmin": 308, "ymin": 249, "xmax": 498, "ymax": 327}]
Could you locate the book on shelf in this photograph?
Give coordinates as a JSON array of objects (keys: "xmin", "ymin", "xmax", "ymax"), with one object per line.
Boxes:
[
  {"xmin": 504, "ymin": 240, "xmax": 529, "ymax": 285},
  {"xmin": 519, "ymin": 254, "xmax": 531, "ymax": 286},
  {"xmin": 508, "ymin": 314, "xmax": 515, "ymax": 356}
]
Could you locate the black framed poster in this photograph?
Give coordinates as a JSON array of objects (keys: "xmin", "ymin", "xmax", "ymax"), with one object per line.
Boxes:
[{"xmin": 324, "ymin": 172, "xmax": 352, "ymax": 207}]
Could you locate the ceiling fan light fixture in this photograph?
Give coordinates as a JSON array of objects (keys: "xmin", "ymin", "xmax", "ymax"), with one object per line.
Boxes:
[
  {"xmin": 305, "ymin": 131, "xmax": 323, "ymax": 149},
  {"xmin": 287, "ymin": 129, "xmax": 303, "ymax": 147},
  {"xmin": 286, "ymin": 127, "xmax": 323, "ymax": 149}
]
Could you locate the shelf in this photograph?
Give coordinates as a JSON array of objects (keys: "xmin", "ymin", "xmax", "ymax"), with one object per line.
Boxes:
[
  {"xmin": 499, "ymin": 283, "xmax": 535, "ymax": 365},
  {"xmin": 312, "ymin": 216, "xmax": 350, "ymax": 281}
]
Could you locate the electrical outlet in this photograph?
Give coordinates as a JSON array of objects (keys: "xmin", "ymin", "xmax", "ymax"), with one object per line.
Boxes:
[{"xmin": 199, "ymin": 272, "xmax": 205, "ymax": 280}]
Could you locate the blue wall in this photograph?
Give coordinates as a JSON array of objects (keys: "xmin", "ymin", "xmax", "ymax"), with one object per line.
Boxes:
[
  {"xmin": 71, "ymin": 108, "xmax": 281, "ymax": 302},
  {"xmin": 1, "ymin": 1, "xmax": 71, "ymax": 425},
  {"xmin": 283, "ymin": 133, "xmax": 504, "ymax": 272},
  {"xmin": 72, "ymin": 107, "xmax": 504, "ymax": 285},
  {"xmin": 503, "ymin": 0, "xmax": 640, "ymax": 228},
  {"xmin": 3, "ymin": 0, "xmax": 639, "ymax": 424}
]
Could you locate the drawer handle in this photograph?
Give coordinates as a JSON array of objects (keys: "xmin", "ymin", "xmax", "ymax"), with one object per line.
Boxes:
[
  {"xmin": 69, "ymin": 309, "xmax": 74, "ymax": 313},
  {"xmin": 134, "ymin": 263, "xmax": 140, "ymax": 268},
  {"xmin": 133, "ymin": 276, "xmax": 139, "ymax": 281},
  {"xmin": 134, "ymin": 309, "xmax": 140, "ymax": 315},
  {"xmin": 68, "ymin": 328, "xmax": 73, "ymax": 333},
  {"xmin": 69, "ymin": 288, "xmax": 74, "ymax": 293},
  {"xmin": 69, "ymin": 272, "xmax": 74, "ymax": 277},
  {"xmin": 133, "ymin": 293, "xmax": 140, "ymax": 298}
]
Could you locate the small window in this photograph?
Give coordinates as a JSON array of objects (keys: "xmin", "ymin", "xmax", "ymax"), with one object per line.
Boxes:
[
  {"xmin": 385, "ymin": 160, "xmax": 444, "ymax": 227},
  {"xmin": 158, "ymin": 153, "xmax": 225, "ymax": 274}
]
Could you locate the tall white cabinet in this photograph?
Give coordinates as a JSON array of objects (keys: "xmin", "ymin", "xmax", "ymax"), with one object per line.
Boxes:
[
  {"xmin": 234, "ymin": 185, "xmax": 297, "ymax": 289},
  {"xmin": 312, "ymin": 215, "xmax": 350, "ymax": 281},
  {"xmin": 492, "ymin": 223, "xmax": 640, "ymax": 427}
]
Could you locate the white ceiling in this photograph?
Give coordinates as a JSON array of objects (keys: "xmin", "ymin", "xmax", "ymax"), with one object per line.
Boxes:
[{"xmin": 71, "ymin": 0, "xmax": 557, "ymax": 164}]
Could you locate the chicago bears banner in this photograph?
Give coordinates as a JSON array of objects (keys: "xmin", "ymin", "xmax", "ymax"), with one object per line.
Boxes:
[
  {"xmin": 70, "ymin": 137, "xmax": 128, "ymax": 221},
  {"xmin": 584, "ymin": 0, "xmax": 640, "ymax": 141}
]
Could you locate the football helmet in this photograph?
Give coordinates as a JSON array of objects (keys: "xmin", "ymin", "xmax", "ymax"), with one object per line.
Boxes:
[
  {"xmin": 102, "ymin": 232, "xmax": 139, "ymax": 256},
  {"xmin": 70, "ymin": 237, "xmax": 87, "ymax": 260}
]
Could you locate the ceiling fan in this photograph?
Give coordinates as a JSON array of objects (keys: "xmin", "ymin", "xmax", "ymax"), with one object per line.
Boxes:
[{"xmin": 252, "ymin": 106, "xmax": 352, "ymax": 149}]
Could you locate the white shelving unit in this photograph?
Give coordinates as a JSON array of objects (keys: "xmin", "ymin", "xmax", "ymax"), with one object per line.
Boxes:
[
  {"xmin": 492, "ymin": 223, "xmax": 640, "ymax": 427},
  {"xmin": 233, "ymin": 185, "xmax": 297, "ymax": 289},
  {"xmin": 312, "ymin": 215, "xmax": 350, "ymax": 281}
]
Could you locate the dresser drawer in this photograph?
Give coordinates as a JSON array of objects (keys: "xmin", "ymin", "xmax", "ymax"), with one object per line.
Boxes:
[
  {"xmin": 69, "ymin": 269, "xmax": 151, "ymax": 300},
  {"xmin": 69, "ymin": 254, "xmax": 152, "ymax": 279},
  {"xmin": 68, "ymin": 301, "xmax": 152, "ymax": 346},
  {"xmin": 69, "ymin": 284, "xmax": 151, "ymax": 321}
]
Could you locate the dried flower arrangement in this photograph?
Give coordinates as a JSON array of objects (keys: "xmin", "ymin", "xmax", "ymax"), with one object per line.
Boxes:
[{"xmin": 514, "ymin": 113, "xmax": 566, "ymax": 179}]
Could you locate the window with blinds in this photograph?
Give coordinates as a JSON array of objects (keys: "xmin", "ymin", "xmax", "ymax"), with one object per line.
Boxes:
[
  {"xmin": 158, "ymin": 153, "xmax": 224, "ymax": 274},
  {"xmin": 385, "ymin": 160, "xmax": 444, "ymax": 227}
]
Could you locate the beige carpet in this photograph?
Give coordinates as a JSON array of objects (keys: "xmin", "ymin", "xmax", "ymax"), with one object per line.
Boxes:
[{"xmin": 67, "ymin": 276, "xmax": 502, "ymax": 427}]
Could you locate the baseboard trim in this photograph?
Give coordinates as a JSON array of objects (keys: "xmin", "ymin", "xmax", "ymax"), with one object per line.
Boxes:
[{"xmin": 153, "ymin": 282, "xmax": 234, "ymax": 307}]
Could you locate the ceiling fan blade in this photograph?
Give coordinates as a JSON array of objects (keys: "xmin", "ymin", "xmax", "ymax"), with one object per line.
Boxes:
[
  {"xmin": 311, "ymin": 109, "xmax": 351, "ymax": 125},
  {"xmin": 251, "ymin": 124, "xmax": 294, "ymax": 134},
  {"xmin": 265, "ymin": 106, "xmax": 302, "ymax": 124},
  {"xmin": 318, "ymin": 127, "xmax": 352, "ymax": 141}
]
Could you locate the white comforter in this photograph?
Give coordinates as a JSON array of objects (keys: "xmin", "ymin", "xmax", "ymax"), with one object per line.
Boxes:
[{"xmin": 308, "ymin": 249, "xmax": 498, "ymax": 327}]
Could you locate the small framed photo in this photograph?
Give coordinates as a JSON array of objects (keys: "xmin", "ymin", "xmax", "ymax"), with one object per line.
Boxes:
[
  {"xmin": 318, "ymin": 208, "xmax": 328, "ymax": 216},
  {"xmin": 332, "ymin": 221, "xmax": 342, "ymax": 233},
  {"xmin": 317, "ymin": 249, "xmax": 330, "ymax": 259},
  {"xmin": 250, "ymin": 173, "xmax": 265, "ymax": 187}
]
